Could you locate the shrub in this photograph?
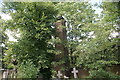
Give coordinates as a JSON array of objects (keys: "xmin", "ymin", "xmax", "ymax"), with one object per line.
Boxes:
[
  {"xmin": 87, "ymin": 69, "xmax": 120, "ymax": 80},
  {"xmin": 17, "ymin": 60, "xmax": 39, "ymax": 78}
]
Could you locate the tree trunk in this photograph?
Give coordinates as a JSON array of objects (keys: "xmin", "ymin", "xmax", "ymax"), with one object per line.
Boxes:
[{"xmin": 53, "ymin": 19, "xmax": 70, "ymax": 78}]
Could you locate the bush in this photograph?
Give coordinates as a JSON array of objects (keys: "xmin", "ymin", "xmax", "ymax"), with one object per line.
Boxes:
[
  {"xmin": 88, "ymin": 69, "xmax": 120, "ymax": 80},
  {"xmin": 17, "ymin": 60, "xmax": 39, "ymax": 78}
]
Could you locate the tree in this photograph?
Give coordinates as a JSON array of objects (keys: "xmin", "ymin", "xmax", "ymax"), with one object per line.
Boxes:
[
  {"xmin": 3, "ymin": 2, "xmax": 57, "ymax": 78},
  {"xmin": 54, "ymin": 2, "xmax": 97, "ymax": 68},
  {"xmin": 55, "ymin": 2, "xmax": 120, "ymax": 78},
  {"xmin": 75, "ymin": 2, "xmax": 120, "ymax": 78},
  {"xmin": 2, "ymin": 2, "xmax": 120, "ymax": 79}
]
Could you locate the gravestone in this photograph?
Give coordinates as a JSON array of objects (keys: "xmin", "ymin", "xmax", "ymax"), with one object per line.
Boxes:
[
  {"xmin": 71, "ymin": 67, "xmax": 78, "ymax": 78},
  {"xmin": 57, "ymin": 71, "xmax": 62, "ymax": 78}
]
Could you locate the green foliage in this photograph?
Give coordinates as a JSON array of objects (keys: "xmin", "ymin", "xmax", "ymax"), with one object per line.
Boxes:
[
  {"xmin": 3, "ymin": 2, "xmax": 57, "ymax": 78},
  {"xmin": 101, "ymin": 2, "xmax": 120, "ymax": 22},
  {"xmin": 88, "ymin": 69, "xmax": 120, "ymax": 79},
  {"xmin": 54, "ymin": 2, "xmax": 97, "ymax": 68},
  {"xmin": 55, "ymin": 2, "xmax": 120, "ymax": 78},
  {"xmin": 2, "ymin": 2, "xmax": 120, "ymax": 79},
  {"xmin": 17, "ymin": 60, "xmax": 39, "ymax": 78},
  {"xmin": 72, "ymin": 2, "xmax": 120, "ymax": 78}
]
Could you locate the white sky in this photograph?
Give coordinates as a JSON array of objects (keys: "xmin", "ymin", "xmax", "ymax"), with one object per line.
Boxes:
[
  {"xmin": 89, "ymin": 0, "xmax": 103, "ymax": 15},
  {"xmin": 5, "ymin": 30, "xmax": 18, "ymax": 42},
  {"xmin": 0, "ymin": 13, "xmax": 12, "ymax": 20}
]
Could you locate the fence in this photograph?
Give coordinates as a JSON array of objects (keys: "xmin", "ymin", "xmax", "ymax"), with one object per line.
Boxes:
[{"xmin": 0, "ymin": 69, "xmax": 17, "ymax": 79}]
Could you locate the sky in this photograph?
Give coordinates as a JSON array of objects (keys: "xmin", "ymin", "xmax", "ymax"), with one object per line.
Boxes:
[
  {"xmin": 89, "ymin": 0, "xmax": 103, "ymax": 15},
  {"xmin": 0, "ymin": 0, "xmax": 2, "ymax": 14},
  {"xmin": 0, "ymin": 0, "xmax": 2, "ymax": 7},
  {"xmin": 0, "ymin": 0, "xmax": 103, "ymax": 41}
]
